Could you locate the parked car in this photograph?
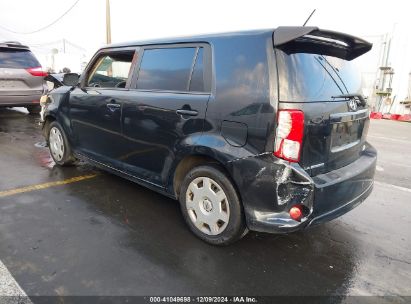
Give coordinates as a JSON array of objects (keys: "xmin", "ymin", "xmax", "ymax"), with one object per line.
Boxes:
[
  {"xmin": 41, "ymin": 26, "xmax": 377, "ymax": 245},
  {"xmin": 0, "ymin": 41, "xmax": 47, "ymax": 114}
]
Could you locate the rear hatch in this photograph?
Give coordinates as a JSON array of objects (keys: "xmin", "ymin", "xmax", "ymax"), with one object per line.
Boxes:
[
  {"xmin": 0, "ymin": 43, "xmax": 45, "ymax": 96},
  {"xmin": 274, "ymin": 27, "xmax": 372, "ymax": 176}
]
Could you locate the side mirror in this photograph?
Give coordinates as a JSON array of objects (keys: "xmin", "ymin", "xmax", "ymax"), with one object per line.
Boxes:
[{"xmin": 62, "ymin": 73, "xmax": 80, "ymax": 86}]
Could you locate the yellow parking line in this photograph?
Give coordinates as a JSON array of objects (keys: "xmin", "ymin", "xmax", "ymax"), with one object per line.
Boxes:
[{"xmin": 0, "ymin": 174, "xmax": 98, "ymax": 198}]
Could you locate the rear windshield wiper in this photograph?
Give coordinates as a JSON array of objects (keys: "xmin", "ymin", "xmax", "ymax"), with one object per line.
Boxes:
[{"xmin": 332, "ymin": 94, "xmax": 366, "ymax": 106}]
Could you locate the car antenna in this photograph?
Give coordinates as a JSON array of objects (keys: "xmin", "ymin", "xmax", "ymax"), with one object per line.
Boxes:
[{"xmin": 303, "ymin": 9, "xmax": 316, "ymax": 26}]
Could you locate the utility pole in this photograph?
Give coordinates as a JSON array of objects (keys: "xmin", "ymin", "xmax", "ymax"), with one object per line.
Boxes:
[
  {"xmin": 62, "ymin": 38, "xmax": 66, "ymax": 53},
  {"xmin": 106, "ymin": 0, "xmax": 111, "ymax": 44}
]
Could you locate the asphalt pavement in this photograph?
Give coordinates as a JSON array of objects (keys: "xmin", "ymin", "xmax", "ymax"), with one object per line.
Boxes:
[{"xmin": 0, "ymin": 108, "xmax": 410, "ymax": 302}]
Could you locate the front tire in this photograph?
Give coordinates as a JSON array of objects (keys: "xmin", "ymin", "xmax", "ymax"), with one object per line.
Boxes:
[
  {"xmin": 47, "ymin": 121, "xmax": 76, "ymax": 166},
  {"xmin": 179, "ymin": 165, "xmax": 247, "ymax": 245}
]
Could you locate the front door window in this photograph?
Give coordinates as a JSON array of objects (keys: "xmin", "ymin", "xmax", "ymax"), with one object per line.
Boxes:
[{"xmin": 87, "ymin": 52, "xmax": 134, "ymax": 89}]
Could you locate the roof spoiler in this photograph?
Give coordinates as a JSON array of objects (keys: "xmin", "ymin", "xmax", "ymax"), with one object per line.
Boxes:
[{"xmin": 273, "ymin": 26, "xmax": 372, "ymax": 61}]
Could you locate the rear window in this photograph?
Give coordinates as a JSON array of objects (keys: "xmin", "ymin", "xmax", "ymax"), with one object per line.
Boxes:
[
  {"xmin": 322, "ymin": 55, "xmax": 362, "ymax": 95},
  {"xmin": 137, "ymin": 47, "xmax": 196, "ymax": 91},
  {"xmin": 276, "ymin": 51, "xmax": 361, "ymax": 102},
  {"xmin": 0, "ymin": 49, "xmax": 40, "ymax": 69}
]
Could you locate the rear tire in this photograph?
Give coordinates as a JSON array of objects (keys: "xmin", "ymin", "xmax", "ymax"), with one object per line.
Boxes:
[
  {"xmin": 179, "ymin": 165, "xmax": 247, "ymax": 245},
  {"xmin": 47, "ymin": 121, "xmax": 76, "ymax": 166},
  {"xmin": 26, "ymin": 105, "xmax": 41, "ymax": 115}
]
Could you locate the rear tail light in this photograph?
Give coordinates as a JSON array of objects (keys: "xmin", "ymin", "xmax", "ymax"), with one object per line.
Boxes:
[
  {"xmin": 26, "ymin": 67, "xmax": 47, "ymax": 77},
  {"xmin": 274, "ymin": 110, "xmax": 304, "ymax": 162}
]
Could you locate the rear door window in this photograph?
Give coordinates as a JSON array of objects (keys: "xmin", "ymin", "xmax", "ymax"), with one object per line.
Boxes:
[
  {"xmin": 136, "ymin": 47, "xmax": 196, "ymax": 91},
  {"xmin": 189, "ymin": 47, "xmax": 204, "ymax": 92},
  {"xmin": 276, "ymin": 51, "xmax": 346, "ymax": 102},
  {"xmin": 0, "ymin": 49, "xmax": 40, "ymax": 68}
]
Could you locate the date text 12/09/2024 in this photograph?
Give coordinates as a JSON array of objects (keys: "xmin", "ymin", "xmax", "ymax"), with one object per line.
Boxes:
[{"xmin": 149, "ymin": 297, "xmax": 258, "ymax": 303}]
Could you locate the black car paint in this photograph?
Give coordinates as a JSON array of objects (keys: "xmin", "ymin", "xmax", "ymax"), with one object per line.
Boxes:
[{"xmin": 42, "ymin": 28, "xmax": 376, "ymax": 234}]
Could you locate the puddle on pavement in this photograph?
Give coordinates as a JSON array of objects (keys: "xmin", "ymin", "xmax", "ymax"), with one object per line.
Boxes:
[
  {"xmin": 34, "ymin": 141, "xmax": 48, "ymax": 148},
  {"xmin": 33, "ymin": 141, "xmax": 98, "ymax": 172},
  {"xmin": 34, "ymin": 141, "xmax": 55, "ymax": 168}
]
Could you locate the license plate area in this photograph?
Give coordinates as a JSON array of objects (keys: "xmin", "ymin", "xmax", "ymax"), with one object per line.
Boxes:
[
  {"xmin": 330, "ymin": 119, "xmax": 363, "ymax": 153},
  {"xmin": 0, "ymin": 80, "xmax": 23, "ymax": 89}
]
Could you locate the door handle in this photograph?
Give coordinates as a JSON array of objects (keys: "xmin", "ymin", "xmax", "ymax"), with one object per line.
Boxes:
[
  {"xmin": 176, "ymin": 109, "xmax": 198, "ymax": 116},
  {"xmin": 107, "ymin": 103, "xmax": 121, "ymax": 109}
]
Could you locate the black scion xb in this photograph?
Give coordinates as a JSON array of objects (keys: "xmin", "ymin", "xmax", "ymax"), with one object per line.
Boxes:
[{"xmin": 41, "ymin": 26, "xmax": 377, "ymax": 245}]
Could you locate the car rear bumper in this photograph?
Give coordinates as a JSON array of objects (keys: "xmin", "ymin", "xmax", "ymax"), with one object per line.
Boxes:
[
  {"xmin": 307, "ymin": 181, "xmax": 373, "ymax": 227},
  {"xmin": 229, "ymin": 142, "xmax": 377, "ymax": 234},
  {"xmin": 0, "ymin": 94, "xmax": 42, "ymax": 106}
]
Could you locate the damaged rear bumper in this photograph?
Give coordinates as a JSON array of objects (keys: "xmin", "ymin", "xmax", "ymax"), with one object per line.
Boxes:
[{"xmin": 228, "ymin": 143, "xmax": 377, "ymax": 234}]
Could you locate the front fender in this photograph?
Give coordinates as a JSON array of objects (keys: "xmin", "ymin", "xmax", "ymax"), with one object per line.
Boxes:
[{"xmin": 41, "ymin": 86, "xmax": 73, "ymax": 139}]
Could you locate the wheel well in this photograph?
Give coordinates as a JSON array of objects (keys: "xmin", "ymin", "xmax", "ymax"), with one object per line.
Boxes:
[
  {"xmin": 42, "ymin": 115, "xmax": 56, "ymax": 140},
  {"xmin": 173, "ymin": 155, "xmax": 230, "ymax": 198}
]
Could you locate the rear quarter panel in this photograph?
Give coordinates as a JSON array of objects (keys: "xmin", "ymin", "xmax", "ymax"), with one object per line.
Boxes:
[{"xmin": 199, "ymin": 34, "xmax": 276, "ymax": 157}]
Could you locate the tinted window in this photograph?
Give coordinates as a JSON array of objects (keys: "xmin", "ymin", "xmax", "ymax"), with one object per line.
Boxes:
[
  {"xmin": 87, "ymin": 52, "xmax": 134, "ymax": 88},
  {"xmin": 323, "ymin": 55, "xmax": 362, "ymax": 94},
  {"xmin": 137, "ymin": 47, "xmax": 196, "ymax": 91},
  {"xmin": 277, "ymin": 51, "xmax": 346, "ymax": 102},
  {"xmin": 189, "ymin": 47, "xmax": 204, "ymax": 92},
  {"xmin": 0, "ymin": 49, "xmax": 40, "ymax": 68}
]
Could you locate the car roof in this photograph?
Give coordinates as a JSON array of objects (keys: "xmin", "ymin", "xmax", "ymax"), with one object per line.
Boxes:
[
  {"xmin": 102, "ymin": 28, "xmax": 276, "ymax": 49},
  {"xmin": 99, "ymin": 26, "xmax": 372, "ymax": 61},
  {"xmin": 0, "ymin": 41, "xmax": 30, "ymax": 50}
]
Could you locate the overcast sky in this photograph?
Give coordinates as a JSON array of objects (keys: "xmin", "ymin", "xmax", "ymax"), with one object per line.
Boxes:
[{"xmin": 0, "ymin": 0, "xmax": 410, "ymax": 99}]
